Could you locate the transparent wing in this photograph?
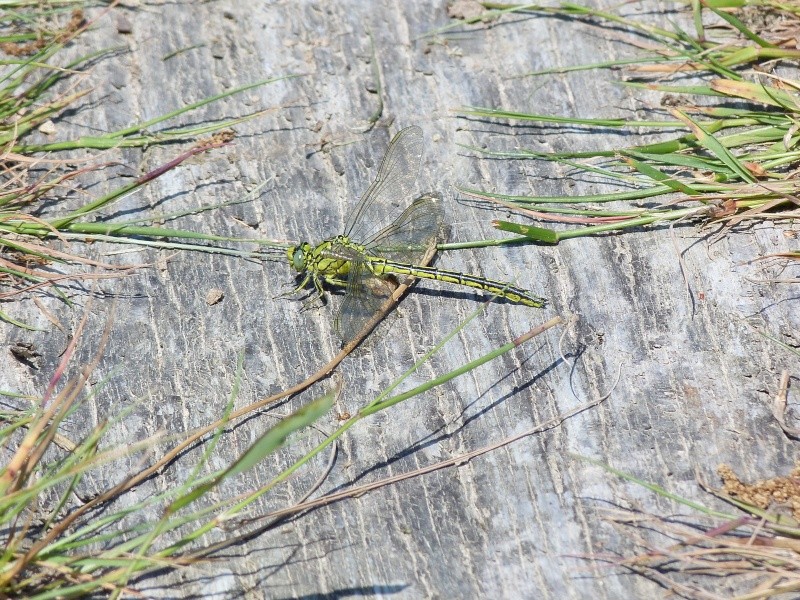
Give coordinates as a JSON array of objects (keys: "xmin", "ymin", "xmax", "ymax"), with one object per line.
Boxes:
[
  {"xmin": 365, "ymin": 193, "xmax": 445, "ymax": 265},
  {"xmin": 343, "ymin": 126, "xmax": 424, "ymax": 244},
  {"xmin": 335, "ymin": 254, "xmax": 395, "ymax": 343}
]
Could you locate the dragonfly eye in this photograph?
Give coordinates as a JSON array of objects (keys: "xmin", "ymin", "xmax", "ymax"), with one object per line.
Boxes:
[{"xmin": 288, "ymin": 245, "xmax": 306, "ymax": 271}]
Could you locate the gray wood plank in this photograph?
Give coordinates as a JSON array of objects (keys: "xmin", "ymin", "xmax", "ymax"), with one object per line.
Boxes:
[{"xmin": 3, "ymin": 1, "xmax": 796, "ymax": 598}]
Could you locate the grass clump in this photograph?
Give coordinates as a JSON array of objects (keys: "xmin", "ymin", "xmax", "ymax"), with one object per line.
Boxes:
[
  {"xmin": 584, "ymin": 457, "xmax": 800, "ymax": 600},
  {"xmin": 439, "ymin": 2, "xmax": 800, "ymax": 597},
  {"xmin": 0, "ymin": 3, "xmax": 293, "ymax": 328},
  {"xmin": 433, "ymin": 2, "xmax": 800, "ymax": 266},
  {"xmin": 0, "ymin": 308, "xmax": 338, "ymax": 598},
  {"xmin": 0, "ymin": 300, "xmax": 558, "ymax": 597}
]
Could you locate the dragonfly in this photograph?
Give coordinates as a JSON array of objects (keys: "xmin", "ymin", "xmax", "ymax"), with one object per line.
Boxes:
[{"xmin": 286, "ymin": 126, "xmax": 546, "ymax": 342}]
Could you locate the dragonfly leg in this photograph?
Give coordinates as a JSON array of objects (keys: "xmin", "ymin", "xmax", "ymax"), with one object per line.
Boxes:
[
  {"xmin": 274, "ymin": 273, "xmax": 312, "ymax": 301},
  {"xmin": 275, "ymin": 272, "xmax": 323, "ymax": 301},
  {"xmin": 297, "ymin": 275, "xmax": 327, "ymax": 311},
  {"xmin": 294, "ymin": 273, "xmax": 313, "ymax": 293},
  {"xmin": 315, "ymin": 278, "xmax": 327, "ymax": 298},
  {"xmin": 323, "ymin": 276, "xmax": 349, "ymax": 288}
]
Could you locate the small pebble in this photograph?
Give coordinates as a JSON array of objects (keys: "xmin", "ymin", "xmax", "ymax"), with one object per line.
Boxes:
[
  {"xmin": 117, "ymin": 16, "xmax": 132, "ymax": 34},
  {"xmin": 206, "ymin": 289, "xmax": 224, "ymax": 305}
]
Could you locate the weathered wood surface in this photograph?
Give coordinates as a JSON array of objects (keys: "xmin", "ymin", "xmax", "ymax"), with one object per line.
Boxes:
[{"xmin": 3, "ymin": 1, "xmax": 798, "ymax": 597}]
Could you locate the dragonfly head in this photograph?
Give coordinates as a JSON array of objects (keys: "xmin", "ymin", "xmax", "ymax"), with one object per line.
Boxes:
[{"xmin": 287, "ymin": 242, "xmax": 312, "ymax": 272}]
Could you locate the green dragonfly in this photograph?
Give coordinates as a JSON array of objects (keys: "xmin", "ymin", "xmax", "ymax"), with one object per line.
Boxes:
[{"xmin": 287, "ymin": 126, "xmax": 546, "ymax": 342}]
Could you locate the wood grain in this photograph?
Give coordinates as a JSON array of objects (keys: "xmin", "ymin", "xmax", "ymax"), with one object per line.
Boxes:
[{"xmin": 2, "ymin": 2, "xmax": 797, "ymax": 597}]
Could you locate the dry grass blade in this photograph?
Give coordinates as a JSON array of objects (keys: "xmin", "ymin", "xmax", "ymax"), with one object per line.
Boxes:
[
  {"xmin": 575, "ymin": 457, "xmax": 800, "ymax": 599},
  {"xmin": 595, "ymin": 507, "xmax": 800, "ymax": 600}
]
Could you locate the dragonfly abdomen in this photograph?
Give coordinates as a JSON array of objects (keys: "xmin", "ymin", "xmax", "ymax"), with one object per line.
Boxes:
[{"xmin": 367, "ymin": 258, "xmax": 546, "ymax": 308}]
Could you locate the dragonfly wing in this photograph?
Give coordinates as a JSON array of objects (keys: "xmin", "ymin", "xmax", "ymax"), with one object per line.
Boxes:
[
  {"xmin": 344, "ymin": 126, "xmax": 424, "ymax": 244},
  {"xmin": 365, "ymin": 192, "xmax": 445, "ymax": 265},
  {"xmin": 335, "ymin": 255, "xmax": 395, "ymax": 343}
]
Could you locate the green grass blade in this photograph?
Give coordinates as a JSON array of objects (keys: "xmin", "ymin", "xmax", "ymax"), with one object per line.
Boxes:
[
  {"xmin": 514, "ymin": 55, "xmax": 672, "ymax": 77},
  {"xmin": 492, "ymin": 222, "xmax": 560, "ymax": 243},
  {"xmin": 0, "ymin": 309, "xmax": 43, "ymax": 331},
  {"xmin": 704, "ymin": 3, "xmax": 775, "ymax": 48},
  {"xmin": 360, "ymin": 323, "xmax": 552, "ymax": 417},
  {"xmin": 167, "ymin": 389, "xmax": 335, "ymax": 514},
  {"xmin": 710, "ymin": 79, "xmax": 800, "ymax": 111},
  {"xmin": 458, "ymin": 105, "xmax": 677, "ymax": 128},
  {"xmin": 107, "ymin": 75, "xmax": 300, "ymax": 139},
  {"xmin": 457, "ymin": 185, "xmax": 673, "ymax": 204},
  {"xmin": 575, "ymin": 454, "xmax": 736, "ymax": 518},
  {"xmin": 671, "ymin": 109, "xmax": 755, "ymax": 183},
  {"xmin": 623, "ymin": 156, "xmax": 702, "ymax": 195}
]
